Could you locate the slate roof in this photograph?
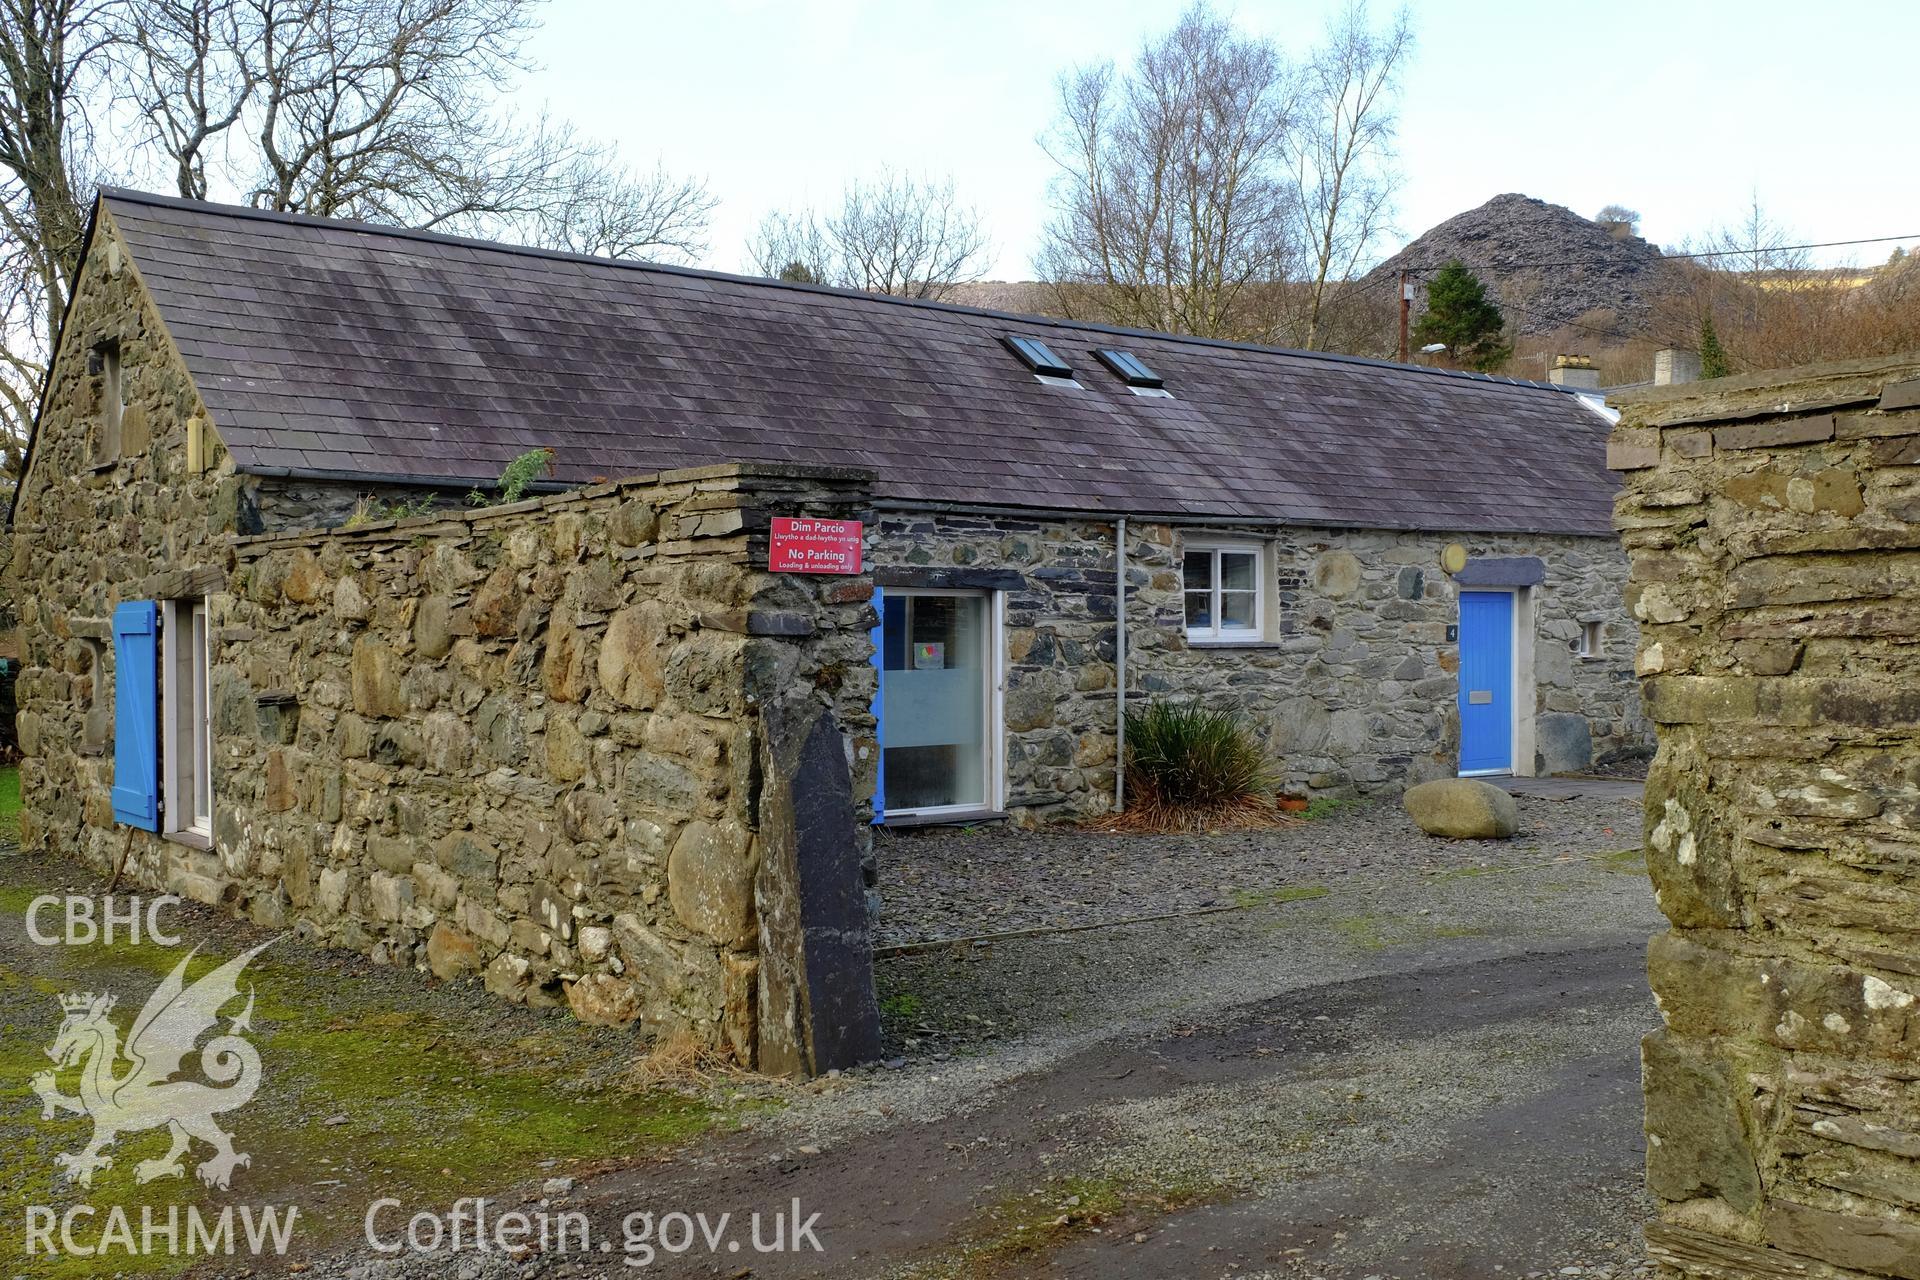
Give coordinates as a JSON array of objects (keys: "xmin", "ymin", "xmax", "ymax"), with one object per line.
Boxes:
[{"xmin": 98, "ymin": 189, "xmax": 1621, "ymax": 535}]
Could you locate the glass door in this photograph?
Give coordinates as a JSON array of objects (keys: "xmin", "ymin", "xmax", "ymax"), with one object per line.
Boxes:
[{"xmin": 880, "ymin": 590, "xmax": 992, "ymax": 814}]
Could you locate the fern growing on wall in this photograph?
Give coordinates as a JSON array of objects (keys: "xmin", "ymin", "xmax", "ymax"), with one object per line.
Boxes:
[{"xmin": 468, "ymin": 447, "xmax": 557, "ymax": 507}]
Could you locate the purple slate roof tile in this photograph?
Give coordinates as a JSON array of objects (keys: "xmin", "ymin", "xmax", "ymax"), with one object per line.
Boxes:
[{"xmin": 102, "ymin": 189, "xmax": 1622, "ymax": 535}]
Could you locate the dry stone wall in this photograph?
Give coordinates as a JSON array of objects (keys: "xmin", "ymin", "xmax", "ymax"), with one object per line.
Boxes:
[
  {"xmin": 875, "ymin": 512, "xmax": 1644, "ymax": 822},
  {"xmin": 1610, "ymin": 356, "xmax": 1920, "ymax": 1278},
  {"xmin": 215, "ymin": 465, "xmax": 879, "ymax": 1070}
]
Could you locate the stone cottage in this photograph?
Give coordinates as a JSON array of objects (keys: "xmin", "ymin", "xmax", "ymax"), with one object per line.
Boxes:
[{"xmin": 9, "ymin": 190, "xmax": 1646, "ymax": 1062}]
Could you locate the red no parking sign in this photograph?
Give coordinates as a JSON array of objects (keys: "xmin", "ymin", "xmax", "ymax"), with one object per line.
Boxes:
[{"xmin": 768, "ymin": 517, "xmax": 863, "ymax": 575}]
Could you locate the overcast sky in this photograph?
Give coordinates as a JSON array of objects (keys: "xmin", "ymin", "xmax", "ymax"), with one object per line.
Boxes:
[{"xmin": 521, "ymin": 0, "xmax": 1919, "ymax": 277}]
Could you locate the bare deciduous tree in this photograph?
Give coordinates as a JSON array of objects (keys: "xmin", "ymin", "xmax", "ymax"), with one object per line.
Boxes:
[
  {"xmin": 515, "ymin": 153, "xmax": 715, "ymax": 260},
  {"xmin": 748, "ymin": 169, "xmax": 989, "ymax": 300},
  {"xmin": 0, "ymin": 0, "xmax": 712, "ymax": 486},
  {"xmin": 1595, "ymin": 203, "xmax": 1640, "ymax": 237},
  {"xmin": 240, "ymin": 0, "xmax": 530, "ymax": 220},
  {"xmin": 1036, "ymin": 3, "xmax": 1298, "ymax": 340},
  {"xmin": 122, "ymin": 0, "xmax": 254, "ymax": 200},
  {"xmin": 1650, "ymin": 195, "xmax": 1920, "ymax": 375},
  {"xmin": 0, "ymin": 0, "xmax": 115, "ymax": 463},
  {"xmin": 1291, "ymin": 2, "xmax": 1411, "ymax": 348},
  {"xmin": 115, "ymin": 0, "xmax": 715, "ymax": 257}
]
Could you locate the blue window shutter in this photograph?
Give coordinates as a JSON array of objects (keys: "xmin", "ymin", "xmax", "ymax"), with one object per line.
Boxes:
[
  {"xmin": 870, "ymin": 585, "xmax": 884, "ymax": 824},
  {"xmin": 111, "ymin": 600, "xmax": 160, "ymax": 831}
]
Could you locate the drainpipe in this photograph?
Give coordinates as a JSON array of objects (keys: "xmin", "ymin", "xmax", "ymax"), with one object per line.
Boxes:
[{"xmin": 1115, "ymin": 515, "xmax": 1128, "ymax": 813}]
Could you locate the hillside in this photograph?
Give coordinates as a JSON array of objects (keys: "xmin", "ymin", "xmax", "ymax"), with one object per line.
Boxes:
[{"xmin": 1364, "ymin": 194, "xmax": 1679, "ymax": 339}]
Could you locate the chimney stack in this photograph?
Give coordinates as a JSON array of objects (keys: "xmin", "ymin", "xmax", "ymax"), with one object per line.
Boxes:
[
  {"xmin": 1548, "ymin": 353, "xmax": 1600, "ymax": 390},
  {"xmin": 1653, "ymin": 348, "xmax": 1702, "ymax": 386}
]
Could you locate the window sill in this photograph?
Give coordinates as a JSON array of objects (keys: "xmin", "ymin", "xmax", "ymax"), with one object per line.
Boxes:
[
  {"xmin": 882, "ymin": 808, "xmax": 1008, "ymax": 829},
  {"xmin": 1186, "ymin": 638, "xmax": 1283, "ymax": 650},
  {"xmin": 164, "ymin": 828, "xmax": 213, "ymax": 851},
  {"xmin": 86, "ymin": 459, "xmax": 118, "ymax": 474}
]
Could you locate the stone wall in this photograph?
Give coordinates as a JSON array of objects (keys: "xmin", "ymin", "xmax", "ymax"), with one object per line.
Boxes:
[
  {"xmin": 1610, "ymin": 356, "xmax": 1920, "ymax": 1277},
  {"xmin": 875, "ymin": 511, "xmax": 1645, "ymax": 822},
  {"xmin": 1154, "ymin": 525, "xmax": 1643, "ymax": 793},
  {"xmin": 21, "ymin": 453, "xmax": 882, "ymax": 1069},
  {"xmin": 224, "ymin": 465, "xmax": 878, "ymax": 1070},
  {"xmin": 874, "ymin": 512, "xmax": 1175, "ymax": 819}
]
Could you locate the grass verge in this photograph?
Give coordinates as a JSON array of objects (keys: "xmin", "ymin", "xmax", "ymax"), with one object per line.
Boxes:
[
  {"xmin": 0, "ymin": 765, "xmax": 20, "ymax": 838},
  {"xmin": 0, "ymin": 868, "xmax": 758, "ymax": 1277}
]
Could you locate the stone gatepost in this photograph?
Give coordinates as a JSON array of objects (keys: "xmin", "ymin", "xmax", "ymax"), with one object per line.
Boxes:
[{"xmin": 1611, "ymin": 357, "xmax": 1920, "ymax": 1278}]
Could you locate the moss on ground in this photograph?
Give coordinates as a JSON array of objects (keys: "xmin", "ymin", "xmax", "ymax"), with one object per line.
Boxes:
[
  {"xmin": 1328, "ymin": 913, "xmax": 1390, "ymax": 950},
  {"xmin": 897, "ymin": 1171, "xmax": 1214, "ymax": 1279},
  {"xmin": 0, "ymin": 898, "xmax": 746, "ymax": 1278},
  {"xmin": 1320, "ymin": 911, "xmax": 1493, "ymax": 951},
  {"xmin": 1595, "ymin": 847, "xmax": 1647, "ymax": 873},
  {"xmin": 880, "ymin": 991, "xmax": 925, "ymax": 1021},
  {"xmin": 0, "ymin": 766, "xmax": 20, "ymax": 835}
]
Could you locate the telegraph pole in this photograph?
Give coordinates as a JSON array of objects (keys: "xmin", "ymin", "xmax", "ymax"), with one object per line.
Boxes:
[{"xmin": 1398, "ymin": 271, "xmax": 1412, "ymax": 363}]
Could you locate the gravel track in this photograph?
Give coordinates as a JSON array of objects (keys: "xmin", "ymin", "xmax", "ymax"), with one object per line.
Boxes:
[
  {"xmin": 3, "ymin": 786, "xmax": 1665, "ymax": 1279},
  {"xmin": 874, "ymin": 792, "xmax": 1643, "ymax": 947}
]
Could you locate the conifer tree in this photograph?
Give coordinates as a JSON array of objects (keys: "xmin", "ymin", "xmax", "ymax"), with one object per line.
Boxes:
[
  {"xmin": 1411, "ymin": 260, "xmax": 1512, "ymax": 371},
  {"xmin": 1699, "ymin": 312, "xmax": 1731, "ymax": 378}
]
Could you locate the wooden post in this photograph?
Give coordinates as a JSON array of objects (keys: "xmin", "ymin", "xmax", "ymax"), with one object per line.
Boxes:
[{"xmin": 1398, "ymin": 271, "xmax": 1411, "ymax": 363}]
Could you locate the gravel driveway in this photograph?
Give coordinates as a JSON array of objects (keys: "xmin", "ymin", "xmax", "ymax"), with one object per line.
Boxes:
[
  {"xmin": 2, "ymin": 782, "xmax": 1664, "ymax": 1279},
  {"xmin": 874, "ymin": 788, "xmax": 1643, "ymax": 946}
]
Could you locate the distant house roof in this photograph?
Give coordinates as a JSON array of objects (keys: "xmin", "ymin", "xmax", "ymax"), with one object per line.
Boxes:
[{"xmin": 95, "ymin": 189, "xmax": 1620, "ymax": 535}]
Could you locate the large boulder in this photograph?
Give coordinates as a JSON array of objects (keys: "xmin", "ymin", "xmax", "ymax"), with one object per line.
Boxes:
[{"xmin": 1403, "ymin": 778, "xmax": 1518, "ymax": 839}]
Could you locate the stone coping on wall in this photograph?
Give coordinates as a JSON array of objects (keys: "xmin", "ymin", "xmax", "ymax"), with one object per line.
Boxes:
[
  {"xmin": 1608, "ymin": 353, "xmax": 1920, "ymax": 429},
  {"xmin": 1607, "ymin": 357, "xmax": 1920, "ymax": 474},
  {"xmin": 229, "ymin": 462, "xmax": 881, "ymax": 551}
]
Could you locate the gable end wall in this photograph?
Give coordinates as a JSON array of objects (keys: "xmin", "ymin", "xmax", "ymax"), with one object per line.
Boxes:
[{"xmin": 10, "ymin": 209, "xmax": 241, "ymax": 857}]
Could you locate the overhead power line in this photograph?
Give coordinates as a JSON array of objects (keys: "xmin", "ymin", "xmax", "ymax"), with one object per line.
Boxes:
[
  {"xmin": 1322, "ymin": 229, "xmax": 1920, "ymax": 347},
  {"xmin": 1388, "ymin": 232, "xmax": 1920, "ymax": 275}
]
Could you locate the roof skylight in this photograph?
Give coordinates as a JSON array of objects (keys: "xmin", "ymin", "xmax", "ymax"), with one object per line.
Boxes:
[
  {"xmin": 1094, "ymin": 348, "xmax": 1164, "ymax": 389},
  {"xmin": 1004, "ymin": 334, "xmax": 1073, "ymax": 379}
]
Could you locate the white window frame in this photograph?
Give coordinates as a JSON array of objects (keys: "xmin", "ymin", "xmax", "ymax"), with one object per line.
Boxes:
[
  {"xmin": 1182, "ymin": 541, "xmax": 1266, "ymax": 643},
  {"xmin": 162, "ymin": 597, "xmax": 213, "ymax": 847},
  {"xmin": 1577, "ymin": 619, "xmax": 1603, "ymax": 659}
]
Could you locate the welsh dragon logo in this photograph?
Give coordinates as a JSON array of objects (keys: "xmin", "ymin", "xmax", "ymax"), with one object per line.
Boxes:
[{"xmin": 32, "ymin": 940, "xmax": 275, "ymax": 1190}]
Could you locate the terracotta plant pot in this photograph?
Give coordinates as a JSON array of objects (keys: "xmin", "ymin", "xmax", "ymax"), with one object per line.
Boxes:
[{"xmin": 1276, "ymin": 796, "xmax": 1310, "ymax": 812}]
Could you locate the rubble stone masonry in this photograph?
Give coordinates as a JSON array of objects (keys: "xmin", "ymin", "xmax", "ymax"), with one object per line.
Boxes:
[
  {"xmin": 1611, "ymin": 355, "xmax": 1920, "ymax": 1278},
  {"xmin": 877, "ymin": 511, "xmax": 1645, "ymax": 821},
  {"xmin": 11, "ymin": 208, "xmax": 882, "ymax": 1073}
]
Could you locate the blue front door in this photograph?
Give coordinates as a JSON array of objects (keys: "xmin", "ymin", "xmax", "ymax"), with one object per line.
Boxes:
[{"xmin": 1458, "ymin": 590, "xmax": 1514, "ymax": 775}]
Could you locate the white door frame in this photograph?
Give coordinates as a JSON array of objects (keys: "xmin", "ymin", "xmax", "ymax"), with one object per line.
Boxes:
[
  {"xmin": 879, "ymin": 587, "xmax": 1005, "ymax": 820},
  {"xmin": 1457, "ymin": 585, "xmax": 1532, "ymax": 778}
]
